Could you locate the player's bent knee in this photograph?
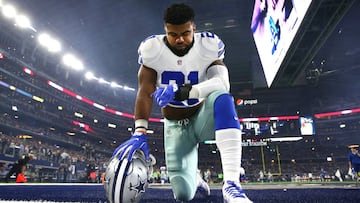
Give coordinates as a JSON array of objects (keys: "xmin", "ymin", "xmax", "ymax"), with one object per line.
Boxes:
[{"xmin": 170, "ymin": 175, "xmax": 195, "ymax": 201}]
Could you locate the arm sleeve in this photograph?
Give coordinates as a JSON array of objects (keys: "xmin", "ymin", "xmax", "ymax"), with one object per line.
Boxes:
[{"xmin": 189, "ymin": 64, "xmax": 230, "ymax": 98}]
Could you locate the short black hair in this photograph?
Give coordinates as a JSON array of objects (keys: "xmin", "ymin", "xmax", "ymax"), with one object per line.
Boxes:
[{"xmin": 163, "ymin": 3, "xmax": 195, "ymax": 25}]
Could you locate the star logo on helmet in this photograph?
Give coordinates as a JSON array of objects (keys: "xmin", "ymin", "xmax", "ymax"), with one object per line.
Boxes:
[{"xmin": 130, "ymin": 175, "xmax": 146, "ymax": 197}]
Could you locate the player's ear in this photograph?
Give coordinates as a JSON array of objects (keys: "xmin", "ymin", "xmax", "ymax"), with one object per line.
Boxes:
[{"xmin": 192, "ymin": 23, "xmax": 196, "ymax": 31}]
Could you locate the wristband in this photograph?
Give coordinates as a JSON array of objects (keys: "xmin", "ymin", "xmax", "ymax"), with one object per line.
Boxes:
[
  {"xmin": 134, "ymin": 128, "xmax": 147, "ymax": 134},
  {"xmin": 174, "ymin": 84, "xmax": 192, "ymax": 101},
  {"xmin": 135, "ymin": 119, "xmax": 148, "ymax": 129},
  {"xmin": 135, "ymin": 119, "xmax": 148, "ymax": 133}
]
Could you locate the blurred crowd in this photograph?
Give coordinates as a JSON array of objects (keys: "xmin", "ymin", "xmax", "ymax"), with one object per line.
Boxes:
[{"xmin": 0, "ymin": 132, "xmax": 107, "ymax": 183}]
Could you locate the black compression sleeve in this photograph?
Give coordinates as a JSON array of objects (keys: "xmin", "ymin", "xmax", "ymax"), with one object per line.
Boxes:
[{"xmin": 174, "ymin": 84, "xmax": 192, "ymax": 101}]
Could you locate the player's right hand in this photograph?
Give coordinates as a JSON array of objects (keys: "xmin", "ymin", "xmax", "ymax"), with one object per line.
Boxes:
[
  {"xmin": 152, "ymin": 84, "xmax": 178, "ymax": 107},
  {"xmin": 112, "ymin": 131, "xmax": 149, "ymax": 162}
]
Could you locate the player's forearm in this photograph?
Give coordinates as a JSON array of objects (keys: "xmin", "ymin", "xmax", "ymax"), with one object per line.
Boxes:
[
  {"xmin": 134, "ymin": 65, "xmax": 156, "ymax": 126},
  {"xmin": 190, "ymin": 77, "xmax": 228, "ymax": 98},
  {"xmin": 134, "ymin": 102, "xmax": 150, "ymax": 133},
  {"xmin": 134, "ymin": 84, "xmax": 155, "ymax": 132},
  {"xmin": 134, "ymin": 95, "xmax": 153, "ymax": 122},
  {"xmin": 189, "ymin": 65, "xmax": 230, "ymax": 98}
]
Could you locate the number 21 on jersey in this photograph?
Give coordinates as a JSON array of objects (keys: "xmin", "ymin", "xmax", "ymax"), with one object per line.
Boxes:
[{"xmin": 161, "ymin": 70, "xmax": 199, "ymax": 106}]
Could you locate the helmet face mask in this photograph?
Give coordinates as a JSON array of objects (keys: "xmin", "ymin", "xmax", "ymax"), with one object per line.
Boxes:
[{"xmin": 104, "ymin": 151, "xmax": 154, "ymax": 203}]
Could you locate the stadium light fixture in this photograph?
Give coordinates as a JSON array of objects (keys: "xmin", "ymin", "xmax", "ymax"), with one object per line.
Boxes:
[
  {"xmin": 98, "ymin": 78, "xmax": 106, "ymax": 83},
  {"xmin": 62, "ymin": 54, "xmax": 75, "ymax": 67},
  {"xmin": 71, "ymin": 59, "xmax": 84, "ymax": 70},
  {"xmin": 62, "ymin": 53, "xmax": 84, "ymax": 71},
  {"xmin": 47, "ymin": 38, "xmax": 61, "ymax": 53},
  {"xmin": 38, "ymin": 33, "xmax": 62, "ymax": 52},
  {"xmin": 2, "ymin": 2, "xmax": 133, "ymax": 93},
  {"xmin": 110, "ymin": 81, "xmax": 116, "ymax": 87},
  {"xmin": 123, "ymin": 85, "xmax": 135, "ymax": 91},
  {"xmin": 15, "ymin": 14, "xmax": 30, "ymax": 28},
  {"xmin": 2, "ymin": 4, "xmax": 16, "ymax": 19},
  {"xmin": 110, "ymin": 81, "xmax": 123, "ymax": 88},
  {"xmin": 85, "ymin": 71, "xmax": 96, "ymax": 80},
  {"xmin": 99, "ymin": 78, "xmax": 110, "ymax": 85},
  {"xmin": 38, "ymin": 33, "xmax": 51, "ymax": 46}
]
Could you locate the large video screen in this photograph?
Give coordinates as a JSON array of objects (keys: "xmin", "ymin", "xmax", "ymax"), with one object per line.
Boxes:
[
  {"xmin": 299, "ymin": 116, "xmax": 315, "ymax": 135},
  {"xmin": 241, "ymin": 120, "xmax": 300, "ymax": 138},
  {"xmin": 251, "ymin": 0, "xmax": 312, "ymax": 87}
]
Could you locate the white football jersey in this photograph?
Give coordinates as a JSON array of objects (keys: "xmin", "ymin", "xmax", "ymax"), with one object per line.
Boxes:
[{"xmin": 137, "ymin": 32, "xmax": 225, "ymax": 107}]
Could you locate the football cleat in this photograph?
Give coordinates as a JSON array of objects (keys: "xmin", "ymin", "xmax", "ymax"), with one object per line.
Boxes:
[
  {"xmin": 223, "ymin": 180, "xmax": 253, "ymax": 203},
  {"xmin": 104, "ymin": 151, "xmax": 155, "ymax": 203},
  {"xmin": 197, "ymin": 170, "xmax": 210, "ymax": 197}
]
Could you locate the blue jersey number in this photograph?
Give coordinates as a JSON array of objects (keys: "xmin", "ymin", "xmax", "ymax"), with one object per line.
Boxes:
[
  {"xmin": 161, "ymin": 71, "xmax": 199, "ymax": 106},
  {"xmin": 161, "ymin": 71, "xmax": 198, "ymax": 85},
  {"xmin": 201, "ymin": 32, "xmax": 215, "ymax": 38}
]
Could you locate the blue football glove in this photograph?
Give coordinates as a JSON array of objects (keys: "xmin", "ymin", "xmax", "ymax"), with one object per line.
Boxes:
[
  {"xmin": 112, "ymin": 131, "xmax": 149, "ymax": 162},
  {"xmin": 152, "ymin": 84, "xmax": 178, "ymax": 107}
]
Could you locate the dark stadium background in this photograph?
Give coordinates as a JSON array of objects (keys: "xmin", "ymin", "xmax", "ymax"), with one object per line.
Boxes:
[{"xmin": 0, "ymin": 0, "xmax": 360, "ymax": 202}]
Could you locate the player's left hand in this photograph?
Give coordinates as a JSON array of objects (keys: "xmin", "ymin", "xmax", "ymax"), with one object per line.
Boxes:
[{"xmin": 152, "ymin": 84, "xmax": 178, "ymax": 107}]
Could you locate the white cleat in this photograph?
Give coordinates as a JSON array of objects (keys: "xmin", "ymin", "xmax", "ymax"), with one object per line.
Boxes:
[
  {"xmin": 197, "ymin": 178, "xmax": 211, "ymax": 196},
  {"xmin": 223, "ymin": 180, "xmax": 253, "ymax": 203},
  {"xmin": 196, "ymin": 170, "xmax": 211, "ymax": 197}
]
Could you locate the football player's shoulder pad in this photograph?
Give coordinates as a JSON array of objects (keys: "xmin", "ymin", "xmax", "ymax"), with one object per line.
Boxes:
[
  {"xmin": 138, "ymin": 35, "xmax": 163, "ymax": 64},
  {"xmin": 104, "ymin": 150, "xmax": 156, "ymax": 203},
  {"xmin": 196, "ymin": 32, "xmax": 225, "ymax": 59}
]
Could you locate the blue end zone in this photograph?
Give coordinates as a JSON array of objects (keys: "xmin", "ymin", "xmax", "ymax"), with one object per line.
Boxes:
[
  {"xmin": 0, "ymin": 184, "xmax": 107, "ymax": 202},
  {"xmin": 0, "ymin": 184, "xmax": 359, "ymax": 202}
]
